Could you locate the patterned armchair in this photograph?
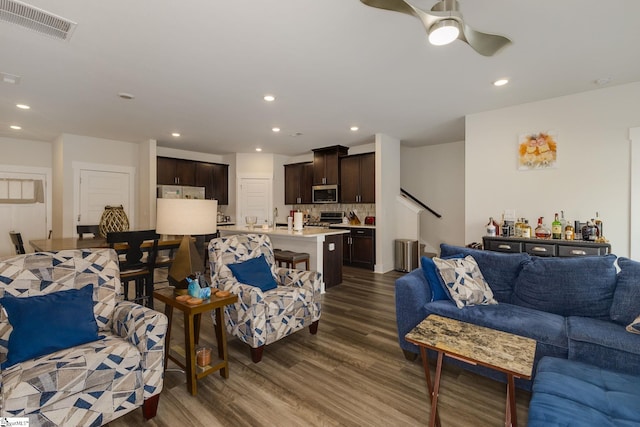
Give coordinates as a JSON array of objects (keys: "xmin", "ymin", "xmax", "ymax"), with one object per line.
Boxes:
[
  {"xmin": 208, "ymin": 234, "xmax": 321, "ymax": 362},
  {"xmin": 0, "ymin": 249, "xmax": 167, "ymax": 426}
]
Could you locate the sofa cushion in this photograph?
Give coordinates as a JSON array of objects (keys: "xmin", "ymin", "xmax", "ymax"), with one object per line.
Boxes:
[
  {"xmin": 512, "ymin": 255, "xmax": 617, "ymax": 318},
  {"xmin": 433, "ymin": 256, "xmax": 497, "ymax": 309},
  {"xmin": 440, "ymin": 244, "xmax": 530, "ymax": 303},
  {"xmin": 0, "ymin": 284, "xmax": 101, "ymax": 367},
  {"xmin": 567, "ymin": 316, "xmax": 640, "ymax": 376},
  {"xmin": 528, "ymin": 357, "xmax": 640, "ymax": 427},
  {"xmin": 228, "ymin": 254, "xmax": 278, "ymax": 292},
  {"xmin": 610, "ymin": 257, "xmax": 640, "ymax": 326}
]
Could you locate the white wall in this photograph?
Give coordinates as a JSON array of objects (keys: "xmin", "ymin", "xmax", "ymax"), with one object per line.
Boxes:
[
  {"xmin": 58, "ymin": 134, "xmax": 140, "ymax": 237},
  {"xmin": 401, "ymin": 141, "xmax": 465, "ymax": 252},
  {"xmin": 0, "ymin": 137, "xmax": 51, "ymax": 168},
  {"xmin": 375, "ymin": 133, "xmax": 401, "ymax": 273},
  {"xmin": 466, "ymin": 82, "xmax": 640, "ymax": 257}
]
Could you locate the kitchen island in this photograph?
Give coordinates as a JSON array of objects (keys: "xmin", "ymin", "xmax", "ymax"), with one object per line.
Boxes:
[{"xmin": 216, "ymin": 225, "xmax": 349, "ymax": 292}]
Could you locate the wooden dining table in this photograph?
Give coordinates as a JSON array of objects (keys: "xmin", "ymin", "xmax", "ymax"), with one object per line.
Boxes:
[{"xmin": 29, "ymin": 236, "xmax": 182, "ymax": 252}]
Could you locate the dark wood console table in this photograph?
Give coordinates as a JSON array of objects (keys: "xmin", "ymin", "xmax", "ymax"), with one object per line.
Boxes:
[{"xmin": 483, "ymin": 236, "xmax": 611, "ymax": 257}]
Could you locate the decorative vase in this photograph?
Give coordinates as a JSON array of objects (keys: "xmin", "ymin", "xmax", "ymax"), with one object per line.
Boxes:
[{"xmin": 98, "ymin": 205, "xmax": 130, "ymax": 237}]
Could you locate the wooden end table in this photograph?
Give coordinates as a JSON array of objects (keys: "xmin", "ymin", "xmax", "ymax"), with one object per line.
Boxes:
[
  {"xmin": 154, "ymin": 288, "xmax": 238, "ymax": 395},
  {"xmin": 405, "ymin": 314, "xmax": 536, "ymax": 427}
]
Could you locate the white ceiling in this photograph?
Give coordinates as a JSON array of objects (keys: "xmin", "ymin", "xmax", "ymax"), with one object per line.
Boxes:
[{"xmin": 1, "ymin": 0, "xmax": 639, "ymax": 156}]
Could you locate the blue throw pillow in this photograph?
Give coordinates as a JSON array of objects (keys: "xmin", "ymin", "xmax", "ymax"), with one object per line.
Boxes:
[
  {"xmin": 228, "ymin": 255, "xmax": 278, "ymax": 292},
  {"xmin": 420, "ymin": 256, "xmax": 449, "ymax": 301},
  {"xmin": 0, "ymin": 284, "xmax": 100, "ymax": 368}
]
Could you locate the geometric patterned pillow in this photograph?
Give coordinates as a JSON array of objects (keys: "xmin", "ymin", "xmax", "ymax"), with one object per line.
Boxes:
[
  {"xmin": 627, "ymin": 314, "xmax": 640, "ymax": 334},
  {"xmin": 433, "ymin": 255, "xmax": 498, "ymax": 309}
]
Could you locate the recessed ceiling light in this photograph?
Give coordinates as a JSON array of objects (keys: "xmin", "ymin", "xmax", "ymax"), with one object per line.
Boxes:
[
  {"xmin": 118, "ymin": 92, "xmax": 135, "ymax": 100},
  {"xmin": 595, "ymin": 77, "xmax": 612, "ymax": 86},
  {"xmin": 493, "ymin": 78, "xmax": 509, "ymax": 87},
  {"xmin": 256, "ymin": 148, "xmax": 262, "ymax": 152},
  {"xmin": 350, "ymin": 126, "xmax": 359, "ymax": 131},
  {"xmin": 263, "ymin": 95, "xmax": 275, "ymax": 102},
  {"xmin": 272, "ymin": 127, "xmax": 280, "ymax": 132},
  {"xmin": 171, "ymin": 132, "xmax": 181, "ymax": 137},
  {"xmin": 1, "ymin": 72, "xmax": 21, "ymax": 85},
  {"xmin": 10, "ymin": 125, "xmax": 21, "ymax": 130},
  {"xmin": 16, "ymin": 104, "xmax": 30, "ymax": 110}
]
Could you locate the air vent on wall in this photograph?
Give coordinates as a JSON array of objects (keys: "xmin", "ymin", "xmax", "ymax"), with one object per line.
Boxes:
[{"xmin": 0, "ymin": 0, "xmax": 77, "ymax": 41}]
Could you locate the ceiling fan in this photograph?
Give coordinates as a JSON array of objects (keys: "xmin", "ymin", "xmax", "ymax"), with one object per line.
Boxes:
[{"xmin": 360, "ymin": 0, "xmax": 511, "ymax": 56}]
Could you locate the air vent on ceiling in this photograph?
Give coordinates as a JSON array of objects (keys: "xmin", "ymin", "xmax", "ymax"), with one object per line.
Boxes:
[{"xmin": 0, "ymin": 0, "xmax": 77, "ymax": 41}]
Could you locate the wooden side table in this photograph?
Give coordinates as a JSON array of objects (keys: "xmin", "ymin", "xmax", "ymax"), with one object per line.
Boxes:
[
  {"xmin": 406, "ymin": 314, "xmax": 536, "ymax": 427},
  {"xmin": 153, "ymin": 288, "xmax": 237, "ymax": 395}
]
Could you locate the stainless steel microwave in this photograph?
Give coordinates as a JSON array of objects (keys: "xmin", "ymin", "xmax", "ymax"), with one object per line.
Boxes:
[{"xmin": 312, "ymin": 184, "xmax": 338, "ymax": 203}]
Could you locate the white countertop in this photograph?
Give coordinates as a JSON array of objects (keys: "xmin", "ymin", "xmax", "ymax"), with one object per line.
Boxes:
[{"xmin": 217, "ymin": 225, "xmax": 350, "ymax": 238}]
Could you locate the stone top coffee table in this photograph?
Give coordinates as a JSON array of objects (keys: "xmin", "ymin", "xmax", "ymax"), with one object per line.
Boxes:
[{"xmin": 406, "ymin": 314, "xmax": 536, "ymax": 427}]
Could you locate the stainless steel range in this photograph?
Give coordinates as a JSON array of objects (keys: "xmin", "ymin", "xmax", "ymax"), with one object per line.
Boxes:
[{"xmin": 307, "ymin": 211, "xmax": 344, "ymax": 228}]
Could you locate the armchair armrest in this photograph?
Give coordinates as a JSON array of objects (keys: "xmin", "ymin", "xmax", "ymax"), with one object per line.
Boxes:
[{"xmin": 112, "ymin": 301, "xmax": 168, "ymax": 398}]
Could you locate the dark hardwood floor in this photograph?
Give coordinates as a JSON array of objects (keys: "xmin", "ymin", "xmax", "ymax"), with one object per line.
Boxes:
[{"xmin": 109, "ymin": 267, "xmax": 530, "ymax": 427}]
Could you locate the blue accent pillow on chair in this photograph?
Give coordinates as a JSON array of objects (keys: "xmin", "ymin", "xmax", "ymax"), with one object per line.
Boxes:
[
  {"xmin": 0, "ymin": 284, "xmax": 101, "ymax": 368},
  {"xmin": 228, "ymin": 255, "xmax": 278, "ymax": 292}
]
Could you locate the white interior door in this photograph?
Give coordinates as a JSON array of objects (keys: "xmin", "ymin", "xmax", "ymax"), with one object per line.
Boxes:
[
  {"xmin": 79, "ymin": 169, "xmax": 131, "ymax": 230},
  {"xmin": 0, "ymin": 171, "xmax": 48, "ymax": 256},
  {"xmin": 238, "ymin": 177, "xmax": 272, "ymax": 226}
]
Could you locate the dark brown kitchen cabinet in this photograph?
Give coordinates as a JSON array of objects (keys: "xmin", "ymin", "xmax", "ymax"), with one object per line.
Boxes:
[
  {"xmin": 157, "ymin": 157, "xmax": 195, "ymax": 186},
  {"xmin": 340, "ymin": 152, "xmax": 375, "ymax": 203},
  {"xmin": 323, "ymin": 234, "xmax": 343, "ymax": 288},
  {"xmin": 194, "ymin": 162, "xmax": 228, "ymax": 204},
  {"xmin": 284, "ymin": 162, "xmax": 313, "ymax": 204},
  {"xmin": 343, "ymin": 228, "xmax": 375, "ymax": 270},
  {"xmin": 211, "ymin": 163, "xmax": 229, "ymax": 205},
  {"xmin": 157, "ymin": 157, "xmax": 229, "ymax": 204},
  {"xmin": 312, "ymin": 145, "xmax": 348, "ymax": 185}
]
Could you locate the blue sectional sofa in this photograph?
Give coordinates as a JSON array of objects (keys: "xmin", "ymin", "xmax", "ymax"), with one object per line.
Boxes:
[{"xmin": 395, "ymin": 244, "xmax": 640, "ymax": 391}]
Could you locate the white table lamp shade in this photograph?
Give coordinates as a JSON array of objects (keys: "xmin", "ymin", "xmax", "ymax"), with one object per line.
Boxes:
[{"xmin": 156, "ymin": 199, "xmax": 217, "ymax": 235}]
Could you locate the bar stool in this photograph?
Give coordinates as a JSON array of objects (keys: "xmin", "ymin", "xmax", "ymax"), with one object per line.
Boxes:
[{"xmin": 273, "ymin": 249, "xmax": 310, "ymax": 270}]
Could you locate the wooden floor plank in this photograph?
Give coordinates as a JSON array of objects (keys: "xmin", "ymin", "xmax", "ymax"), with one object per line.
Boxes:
[{"xmin": 108, "ymin": 266, "xmax": 530, "ymax": 426}]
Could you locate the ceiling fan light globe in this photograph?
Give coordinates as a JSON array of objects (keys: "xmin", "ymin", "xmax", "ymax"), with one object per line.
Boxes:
[{"xmin": 428, "ymin": 20, "xmax": 460, "ymax": 46}]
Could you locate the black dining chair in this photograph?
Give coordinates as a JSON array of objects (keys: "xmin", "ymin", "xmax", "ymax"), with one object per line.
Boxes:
[
  {"xmin": 77, "ymin": 224, "xmax": 100, "ymax": 239},
  {"xmin": 107, "ymin": 230, "xmax": 159, "ymax": 309},
  {"xmin": 9, "ymin": 232, "xmax": 25, "ymax": 255}
]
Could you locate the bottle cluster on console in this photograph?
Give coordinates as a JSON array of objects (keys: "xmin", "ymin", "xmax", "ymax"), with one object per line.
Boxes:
[{"xmin": 485, "ymin": 211, "xmax": 607, "ymax": 243}]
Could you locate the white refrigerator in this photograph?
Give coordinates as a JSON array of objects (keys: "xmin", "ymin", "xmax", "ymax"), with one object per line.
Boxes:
[{"xmin": 157, "ymin": 185, "xmax": 205, "ymax": 199}]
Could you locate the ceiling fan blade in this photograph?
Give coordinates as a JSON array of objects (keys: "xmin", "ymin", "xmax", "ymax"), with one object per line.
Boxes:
[
  {"xmin": 359, "ymin": 0, "xmax": 417, "ymax": 17},
  {"xmin": 459, "ymin": 24, "xmax": 512, "ymax": 56}
]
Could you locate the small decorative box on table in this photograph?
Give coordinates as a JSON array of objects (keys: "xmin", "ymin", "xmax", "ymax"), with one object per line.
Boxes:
[{"xmin": 153, "ymin": 287, "xmax": 237, "ymax": 395}]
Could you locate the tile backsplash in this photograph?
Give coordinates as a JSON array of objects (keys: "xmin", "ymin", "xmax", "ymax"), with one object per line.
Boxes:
[{"xmin": 291, "ymin": 204, "xmax": 376, "ymax": 221}]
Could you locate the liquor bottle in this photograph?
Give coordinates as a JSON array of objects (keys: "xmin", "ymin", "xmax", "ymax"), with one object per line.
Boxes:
[
  {"xmin": 522, "ymin": 219, "xmax": 532, "ymax": 238},
  {"xmin": 560, "ymin": 211, "xmax": 567, "ymax": 238},
  {"xmin": 552, "ymin": 213, "xmax": 562, "ymax": 239},
  {"xmin": 535, "ymin": 217, "xmax": 551, "ymax": 239},
  {"xmin": 594, "ymin": 212, "xmax": 603, "ymax": 237},
  {"xmin": 582, "ymin": 220, "xmax": 599, "ymax": 241},
  {"xmin": 514, "ymin": 218, "xmax": 523, "ymax": 238},
  {"xmin": 564, "ymin": 221, "xmax": 574, "ymax": 240},
  {"xmin": 486, "ymin": 217, "xmax": 496, "ymax": 236}
]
